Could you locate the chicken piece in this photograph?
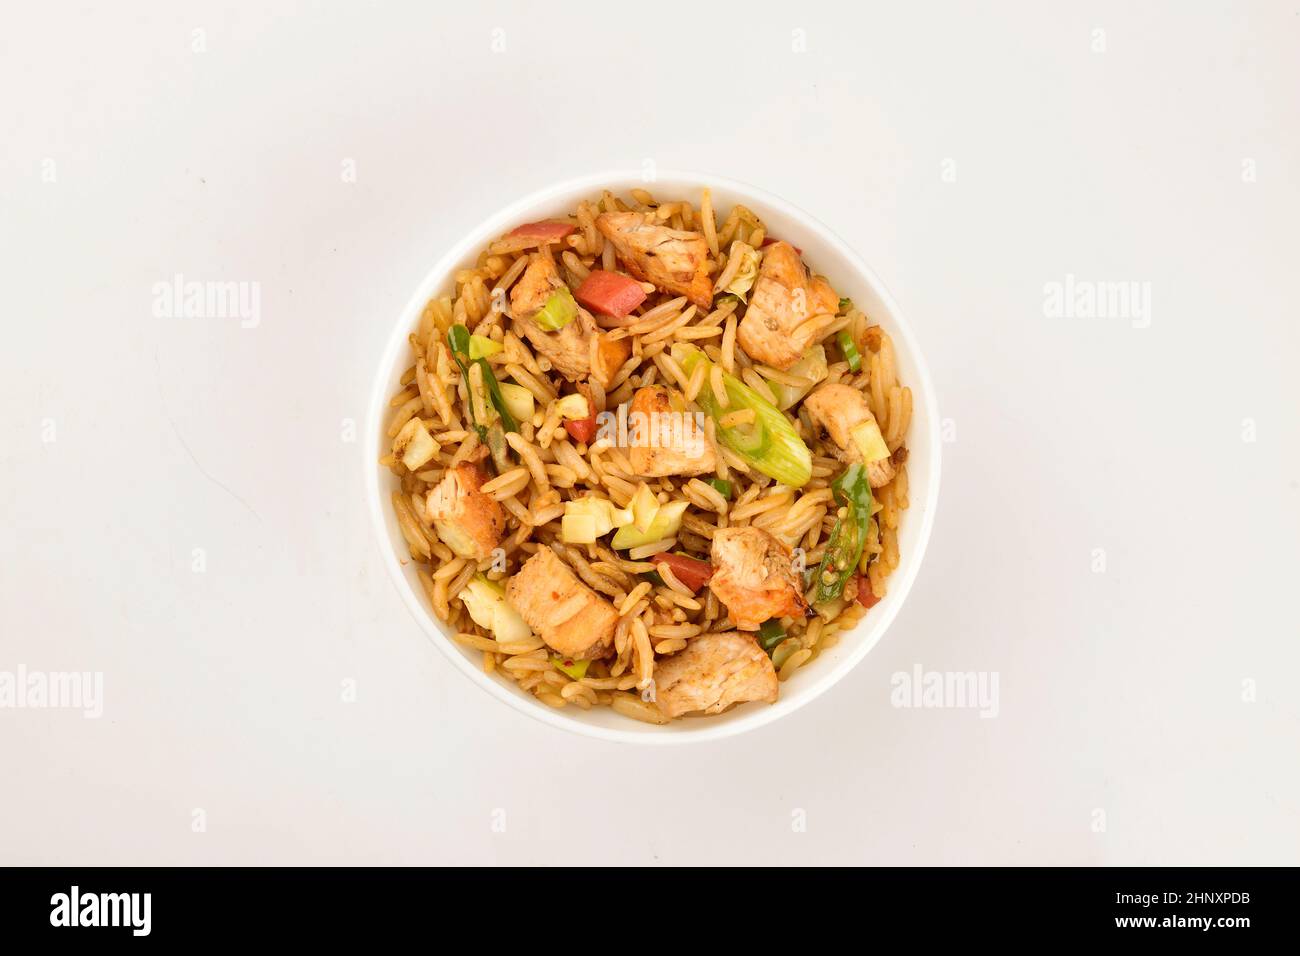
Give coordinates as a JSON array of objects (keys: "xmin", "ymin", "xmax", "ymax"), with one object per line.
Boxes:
[
  {"xmin": 736, "ymin": 241, "xmax": 840, "ymax": 370},
  {"xmin": 509, "ymin": 254, "xmax": 632, "ymax": 388},
  {"xmin": 802, "ymin": 383, "xmax": 896, "ymax": 488},
  {"xmin": 708, "ymin": 526, "xmax": 808, "ymax": 631},
  {"xmin": 425, "ymin": 462, "xmax": 505, "ymax": 560},
  {"xmin": 509, "ymin": 250, "xmax": 564, "ymax": 316},
  {"xmin": 626, "ymin": 385, "xmax": 717, "ymax": 478},
  {"xmin": 653, "ymin": 630, "xmax": 779, "ymax": 718},
  {"xmin": 595, "ymin": 211, "xmax": 714, "ymax": 309},
  {"xmin": 505, "ymin": 546, "xmax": 618, "ymax": 660}
]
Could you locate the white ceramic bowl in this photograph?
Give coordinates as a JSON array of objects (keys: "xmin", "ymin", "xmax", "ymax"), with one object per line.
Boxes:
[{"xmin": 367, "ymin": 171, "xmax": 941, "ymax": 744}]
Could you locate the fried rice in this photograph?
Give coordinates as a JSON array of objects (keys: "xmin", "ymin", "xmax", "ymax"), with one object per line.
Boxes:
[{"xmin": 381, "ymin": 186, "xmax": 911, "ymax": 723}]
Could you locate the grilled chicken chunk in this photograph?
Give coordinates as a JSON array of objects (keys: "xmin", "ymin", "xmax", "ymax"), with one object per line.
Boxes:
[
  {"xmin": 708, "ymin": 526, "xmax": 808, "ymax": 631},
  {"xmin": 506, "ymin": 546, "xmax": 619, "ymax": 660},
  {"xmin": 510, "ymin": 254, "xmax": 631, "ymax": 388},
  {"xmin": 653, "ymin": 630, "xmax": 779, "ymax": 718},
  {"xmin": 802, "ymin": 383, "xmax": 897, "ymax": 488},
  {"xmin": 509, "ymin": 250, "xmax": 564, "ymax": 317},
  {"xmin": 595, "ymin": 211, "xmax": 714, "ymax": 309},
  {"xmin": 736, "ymin": 241, "xmax": 839, "ymax": 370},
  {"xmin": 425, "ymin": 462, "xmax": 506, "ymax": 560},
  {"xmin": 626, "ymin": 385, "xmax": 717, "ymax": 478}
]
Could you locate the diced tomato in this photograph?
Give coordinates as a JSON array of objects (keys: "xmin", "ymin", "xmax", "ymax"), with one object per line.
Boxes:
[
  {"xmin": 760, "ymin": 236, "xmax": 803, "ymax": 255},
  {"xmin": 651, "ymin": 552, "xmax": 713, "ymax": 593},
  {"xmin": 564, "ymin": 413, "xmax": 597, "ymax": 444},
  {"xmin": 854, "ymin": 574, "xmax": 881, "ymax": 609},
  {"xmin": 508, "ymin": 220, "xmax": 577, "ymax": 241},
  {"xmin": 574, "ymin": 270, "xmax": 647, "ymax": 318}
]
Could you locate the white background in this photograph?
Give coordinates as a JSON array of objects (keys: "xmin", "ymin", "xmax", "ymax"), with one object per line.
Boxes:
[{"xmin": 3, "ymin": 1, "xmax": 1298, "ymax": 865}]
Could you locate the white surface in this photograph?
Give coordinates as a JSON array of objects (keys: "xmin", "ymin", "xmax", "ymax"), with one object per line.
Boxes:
[
  {"xmin": 368, "ymin": 171, "xmax": 943, "ymax": 744},
  {"xmin": 2, "ymin": 1, "xmax": 1298, "ymax": 865}
]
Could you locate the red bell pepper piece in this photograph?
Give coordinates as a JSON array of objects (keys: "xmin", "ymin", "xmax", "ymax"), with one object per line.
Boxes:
[
  {"xmin": 574, "ymin": 270, "xmax": 647, "ymax": 318},
  {"xmin": 854, "ymin": 574, "xmax": 881, "ymax": 609},
  {"xmin": 508, "ymin": 220, "xmax": 576, "ymax": 241},
  {"xmin": 563, "ymin": 413, "xmax": 597, "ymax": 444},
  {"xmin": 651, "ymin": 552, "xmax": 713, "ymax": 593}
]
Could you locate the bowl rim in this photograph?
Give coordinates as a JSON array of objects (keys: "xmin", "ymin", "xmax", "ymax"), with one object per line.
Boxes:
[{"xmin": 365, "ymin": 169, "xmax": 942, "ymax": 745}]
